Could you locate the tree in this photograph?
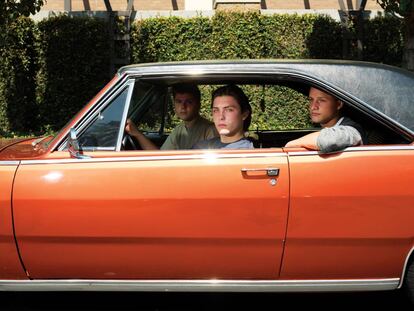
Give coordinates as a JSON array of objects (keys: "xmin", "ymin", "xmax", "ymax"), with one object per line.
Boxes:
[
  {"xmin": 0, "ymin": 1, "xmax": 43, "ymax": 135},
  {"xmin": 0, "ymin": 0, "xmax": 44, "ymax": 25},
  {"xmin": 376, "ymin": 0, "xmax": 414, "ymax": 70},
  {"xmin": 0, "ymin": 0, "xmax": 44, "ymax": 48}
]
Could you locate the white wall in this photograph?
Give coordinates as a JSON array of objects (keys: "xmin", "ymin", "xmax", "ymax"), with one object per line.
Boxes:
[{"xmin": 185, "ymin": 0, "xmax": 213, "ymax": 10}]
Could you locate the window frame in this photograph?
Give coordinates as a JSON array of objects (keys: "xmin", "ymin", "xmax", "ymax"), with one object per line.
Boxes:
[{"xmin": 58, "ymin": 79, "xmax": 135, "ymax": 152}]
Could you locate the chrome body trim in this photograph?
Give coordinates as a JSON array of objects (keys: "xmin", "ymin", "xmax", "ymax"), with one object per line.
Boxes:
[
  {"xmin": 20, "ymin": 152, "xmax": 287, "ymax": 165},
  {"xmin": 344, "ymin": 145, "xmax": 414, "ymax": 152},
  {"xmin": 18, "ymin": 145, "xmax": 414, "ymax": 165},
  {"xmin": 288, "ymin": 145, "xmax": 414, "ymax": 156},
  {"xmin": 31, "ymin": 137, "xmax": 47, "ymax": 147},
  {"xmin": 399, "ymin": 246, "xmax": 414, "ymax": 289},
  {"xmin": 0, "ymin": 278, "xmax": 400, "ymax": 292},
  {"xmin": 67, "ymin": 128, "xmax": 91, "ymax": 159},
  {"xmin": 0, "ymin": 161, "xmax": 20, "ymax": 166}
]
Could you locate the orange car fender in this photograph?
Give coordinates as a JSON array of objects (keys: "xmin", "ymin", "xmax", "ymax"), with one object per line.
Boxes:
[{"xmin": 0, "ymin": 164, "xmax": 27, "ymax": 279}]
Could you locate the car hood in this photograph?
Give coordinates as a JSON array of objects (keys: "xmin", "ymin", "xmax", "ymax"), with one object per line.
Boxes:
[{"xmin": 0, "ymin": 137, "xmax": 48, "ymax": 160}]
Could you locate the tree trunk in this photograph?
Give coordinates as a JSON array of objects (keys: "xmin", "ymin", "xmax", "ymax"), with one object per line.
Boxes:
[{"xmin": 403, "ymin": 11, "xmax": 414, "ymax": 71}]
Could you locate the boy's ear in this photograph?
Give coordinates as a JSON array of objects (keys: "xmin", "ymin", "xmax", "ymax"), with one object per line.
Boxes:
[{"xmin": 242, "ymin": 110, "xmax": 250, "ymax": 121}]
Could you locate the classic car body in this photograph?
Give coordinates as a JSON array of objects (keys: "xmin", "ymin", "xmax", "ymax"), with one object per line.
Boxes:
[{"xmin": 0, "ymin": 60, "xmax": 413, "ymax": 297}]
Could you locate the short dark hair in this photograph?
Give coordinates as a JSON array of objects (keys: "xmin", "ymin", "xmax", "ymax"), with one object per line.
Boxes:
[
  {"xmin": 172, "ymin": 84, "xmax": 201, "ymax": 103},
  {"xmin": 211, "ymin": 85, "xmax": 252, "ymax": 131}
]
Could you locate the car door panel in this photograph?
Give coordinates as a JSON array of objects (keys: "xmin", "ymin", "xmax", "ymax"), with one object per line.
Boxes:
[
  {"xmin": 13, "ymin": 150, "xmax": 289, "ymax": 279},
  {"xmin": 281, "ymin": 149, "xmax": 414, "ymax": 279}
]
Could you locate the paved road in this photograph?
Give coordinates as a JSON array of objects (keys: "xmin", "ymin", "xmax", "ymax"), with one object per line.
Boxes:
[{"xmin": 1, "ymin": 290, "xmax": 413, "ymax": 310}]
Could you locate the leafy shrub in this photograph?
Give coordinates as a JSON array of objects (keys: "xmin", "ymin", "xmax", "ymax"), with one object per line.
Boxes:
[
  {"xmin": 363, "ymin": 16, "xmax": 404, "ymax": 66},
  {"xmin": 0, "ymin": 17, "xmax": 38, "ymax": 136},
  {"xmin": 0, "ymin": 12, "xmax": 405, "ymax": 136},
  {"xmin": 36, "ymin": 15, "xmax": 112, "ymax": 131}
]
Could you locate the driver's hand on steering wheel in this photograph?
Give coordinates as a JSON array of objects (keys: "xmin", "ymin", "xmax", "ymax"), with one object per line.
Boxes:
[
  {"xmin": 125, "ymin": 119, "xmax": 141, "ymax": 137},
  {"xmin": 124, "ymin": 118, "xmax": 158, "ymax": 150}
]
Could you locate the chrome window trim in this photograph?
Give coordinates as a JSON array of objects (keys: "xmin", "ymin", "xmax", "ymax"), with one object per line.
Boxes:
[
  {"xmin": 77, "ymin": 74, "xmax": 131, "ymax": 133},
  {"xmin": 399, "ymin": 246, "xmax": 414, "ymax": 289},
  {"xmin": 58, "ymin": 78, "xmax": 134, "ymax": 152},
  {"xmin": 80, "ymin": 147, "xmax": 117, "ymax": 152},
  {"xmin": 0, "ymin": 161, "xmax": 20, "ymax": 166},
  {"xmin": 116, "ymin": 80, "xmax": 135, "ymax": 152},
  {"xmin": 20, "ymin": 152, "xmax": 288, "ymax": 165},
  {"xmin": 0, "ymin": 278, "xmax": 399, "ymax": 292}
]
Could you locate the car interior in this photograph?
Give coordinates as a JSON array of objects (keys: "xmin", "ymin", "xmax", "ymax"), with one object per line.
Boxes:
[{"xmin": 77, "ymin": 75, "xmax": 413, "ymax": 152}]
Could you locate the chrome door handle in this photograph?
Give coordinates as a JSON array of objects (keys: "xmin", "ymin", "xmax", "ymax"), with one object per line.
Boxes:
[{"xmin": 241, "ymin": 168, "xmax": 279, "ymax": 177}]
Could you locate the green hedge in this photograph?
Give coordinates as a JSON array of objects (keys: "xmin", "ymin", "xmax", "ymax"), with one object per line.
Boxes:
[
  {"xmin": 363, "ymin": 16, "xmax": 404, "ymax": 66},
  {"xmin": 131, "ymin": 12, "xmax": 379, "ymax": 130},
  {"xmin": 0, "ymin": 12, "xmax": 405, "ymax": 137},
  {"xmin": 36, "ymin": 15, "xmax": 111, "ymax": 131},
  {"xmin": 0, "ymin": 17, "xmax": 38, "ymax": 137},
  {"xmin": 0, "ymin": 15, "xmax": 112, "ymax": 136},
  {"xmin": 132, "ymin": 16, "xmax": 213, "ymax": 62},
  {"xmin": 131, "ymin": 12, "xmax": 346, "ymax": 62}
]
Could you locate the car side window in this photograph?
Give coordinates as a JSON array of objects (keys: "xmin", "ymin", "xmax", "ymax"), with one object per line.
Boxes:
[
  {"xmin": 128, "ymin": 83, "xmax": 167, "ymax": 133},
  {"xmin": 79, "ymin": 87, "xmax": 129, "ymax": 151},
  {"xmin": 120, "ymin": 82, "xmax": 170, "ymax": 149}
]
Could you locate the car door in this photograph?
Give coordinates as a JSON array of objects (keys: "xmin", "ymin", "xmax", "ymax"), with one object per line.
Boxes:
[
  {"xmin": 11, "ymin": 79, "xmax": 290, "ymax": 280},
  {"xmin": 12, "ymin": 149, "xmax": 289, "ymax": 280},
  {"xmin": 281, "ymin": 147, "xmax": 414, "ymax": 280}
]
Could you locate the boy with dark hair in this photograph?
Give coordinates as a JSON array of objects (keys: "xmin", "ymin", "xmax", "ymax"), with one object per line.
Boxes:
[
  {"xmin": 126, "ymin": 83, "xmax": 217, "ymax": 150},
  {"xmin": 194, "ymin": 85, "xmax": 253, "ymax": 149}
]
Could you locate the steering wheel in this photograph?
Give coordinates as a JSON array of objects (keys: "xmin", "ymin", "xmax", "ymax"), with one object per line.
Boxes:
[{"xmin": 121, "ymin": 133, "xmax": 139, "ymax": 150}]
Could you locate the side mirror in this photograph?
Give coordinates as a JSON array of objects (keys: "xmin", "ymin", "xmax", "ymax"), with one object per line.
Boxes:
[{"xmin": 67, "ymin": 128, "xmax": 90, "ymax": 159}]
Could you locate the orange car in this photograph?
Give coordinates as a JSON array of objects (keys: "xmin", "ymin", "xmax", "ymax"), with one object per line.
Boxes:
[{"xmin": 0, "ymin": 60, "xmax": 413, "ymax": 302}]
